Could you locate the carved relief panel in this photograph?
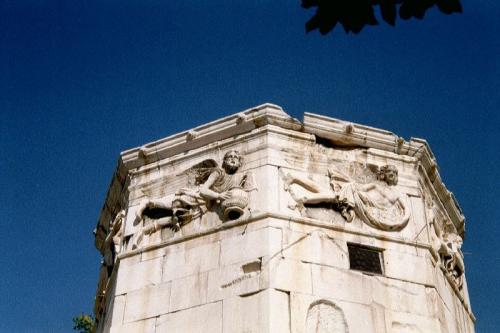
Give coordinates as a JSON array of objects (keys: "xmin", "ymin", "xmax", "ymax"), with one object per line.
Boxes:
[
  {"xmin": 425, "ymin": 196, "xmax": 464, "ymax": 290},
  {"xmin": 305, "ymin": 300, "xmax": 348, "ymax": 333},
  {"xmin": 282, "ymin": 155, "xmax": 411, "ymax": 232},
  {"xmin": 130, "ymin": 150, "xmax": 257, "ymax": 250}
]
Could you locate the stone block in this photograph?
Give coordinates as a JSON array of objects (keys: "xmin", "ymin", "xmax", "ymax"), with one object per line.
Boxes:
[
  {"xmin": 115, "ymin": 257, "xmax": 162, "ymax": 295},
  {"xmin": 269, "ymin": 257, "xmax": 312, "ymax": 294},
  {"xmin": 250, "ymin": 165, "xmax": 280, "ymax": 212},
  {"xmin": 385, "ymin": 310, "xmax": 441, "ymax": 333},
  {"xmin": 169, "ymin": 272, "xmax": 208, "ymax": 312},
  {"xmin": 223, "ymin": 289, "xmax": 289, "ymax": 333},
  {"xmin": 408, "ymin": 196, "xmax": 428, "ymax": 243},
  {"xmin": 336, "ymin": 300, "xmax": 376, "ymax": 333},
  {"xmin": 123, "ymin": 282, "xmax": 171, "ymax": 323},
  {"xmin": 156, "ymin": 301, "xmax": 222, "ymax": 333},
  {"xmin": 281, "ymin": 229, "xmax": 349, "ymax": 269},
  {"xmin": 220, "ymin": 226, "xmax": 282, "ymax": 266},
  {"xmin": 383, "ymin": 249, "xmax": 433, "ymax": 285},
  {"xmin": 162, "ymin": 241, "xmax": 220, "ymax": 282},
  {"xmin": 109, "ymin": 318, "xmax": 156, "ymax": 333},
  {"xmin": 118, "ymin": 254, "xmax": 141, "ymax": 268},
  {"xmin": 109, "ymin": 295, "xmax": 126, "ymax": 327},
  {"xmin": 290, "ymin": 292, "xmax": 315, "ymax": 333},
  {"xmin": 311, "ymin": 265, "xmax": 370, "ymax": 304},
  {"xmin": 207, "ymin": 259, "xmax": 264, "ymax": 302},
  {"xmin": 434, "ymin": 265, "xmax": 455, "ymax": 313},
  {"xmin": 100, "ymin": 295, "xmax": 126, "ymax": 332},
  {"xmin": 141, "ymin": 246, "xmax": 168, "ymax": 261},
  {"xmin": 371, "ymin": 276, "xmax": 431, "ymax": 317}
]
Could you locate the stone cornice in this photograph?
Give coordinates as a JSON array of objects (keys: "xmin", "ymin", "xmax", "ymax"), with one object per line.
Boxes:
[
  {"xmin": 120, "ymin": 103, "xmax": 301, "ymax": 170},
  {"xmin": 302, "ymin": 112, "xmax": 465, "ymax": 237},
  {"xmin": 95, "ymin": 103, "xmax": 465, "ymax": 245}
]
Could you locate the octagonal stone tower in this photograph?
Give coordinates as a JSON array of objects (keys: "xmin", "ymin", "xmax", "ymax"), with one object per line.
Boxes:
[{"xmin": 93, "ymin": 104, "xmax": 475, "ymax": 333}]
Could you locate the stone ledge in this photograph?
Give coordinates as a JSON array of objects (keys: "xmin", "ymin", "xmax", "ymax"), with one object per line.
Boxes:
[{"xmin": 95, "ymin": 104, "xmax": 466, "ymax": 250}]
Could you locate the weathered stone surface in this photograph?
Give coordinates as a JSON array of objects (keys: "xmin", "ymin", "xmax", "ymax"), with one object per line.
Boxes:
[
  {"xmin": 383, "ymin": 249, "xmax": 434, "ymax": 285},
  {"xmin": 220, "ymin": 226, "xmax": 282, "ymax": 266},
  {"xmin": 93, "ymin": 104, "xmax": 474, "ymax": 332},
  {"xmin": 207, "ymin": 259, "xmax": 263, "ymax": 302},
  {"xmin": 385, "ymin": 310, "xmax": 441, "ymax": 333},
  {"xmin": 371, "ymin": 276, "xmax": 431, "ymax": 317},
  {"xmin": 100, "ymin": 295, "xmax": 125, "ymax": 331},
  {"xmin": 290, "ymin": 293, "xmax": 359, "ymax": 333},
  {"xmin": 305, "ymin": 300, "xmax": 349, "ymax": 333},
  {"xmin": 268, "ymin": 257, "xmax": 313, "ymax": 294},
  {"xmin": 169, "ymin": 271, "xmax": 208, "ymax": 312},
  {"xmin": 114, "ymin": 257, "xmax": 163, "ymax": 295},
  {"xmin": 162, "ymin": 241, "xmax": 220, "ymax": 282},
  {"xmin": 311, "ymin": 264, "xmax": 370, "ymax": 304},
  {"xmin": 252, "ymin": 165, "xmax": 281, "ymax": 212},
  {"xmin": 156, "ymin": 302, "xmax": 222, "ymax": 333},
  {"xmin": 281, "ymin": 229, "xmax": 349, "ymax": 269},
  {"xmin": 123, "ymin": 282, "xmax": 171, "ymax": 323},
  {"xmin": 109, "ymin": 318, "xmax": 156, "ymax": 333},
  {"xmin": 223, "ymin": 289, "xmax": 289, "ymax": 332}
]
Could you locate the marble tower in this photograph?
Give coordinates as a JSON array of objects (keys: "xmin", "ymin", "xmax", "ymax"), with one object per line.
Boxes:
[{"xmin": 93, "ymin": 104, "xmax": 475, "ymax": 332}]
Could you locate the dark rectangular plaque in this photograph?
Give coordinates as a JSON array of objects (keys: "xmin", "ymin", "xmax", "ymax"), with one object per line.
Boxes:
[{"xmin": 347, "ymin": 243, "xmax": 383, "ymax": 275}]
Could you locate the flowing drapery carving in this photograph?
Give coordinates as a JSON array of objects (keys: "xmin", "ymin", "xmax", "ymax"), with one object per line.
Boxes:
[
  {"xmin": 132, "ymin": 150, "xmax": 256, "ymax": 248},
  {"xmin": 284, "ymin": 163, "xmax": 410, "ymax": 231}
]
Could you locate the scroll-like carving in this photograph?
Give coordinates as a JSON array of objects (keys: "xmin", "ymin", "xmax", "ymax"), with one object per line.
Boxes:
[
  {"xmin": 132, "ymin": 150, "xmax": 256, "ymax": 248},
  {"xmin": 426, "ymin": 199, "xmax": 464, "ymax": 289},
  {"xmin": 305, "ymin": 300, "xmax": 348, "ymax": 333},
  {"xmin": 284, "ymin": 163, "xmax": 410, "ymax": 231}
]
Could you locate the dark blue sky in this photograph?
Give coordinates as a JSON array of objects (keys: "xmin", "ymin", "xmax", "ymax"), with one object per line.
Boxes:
[{"xmin": 1, "ymin": 1, "xmax": 499, "ymax": 332}]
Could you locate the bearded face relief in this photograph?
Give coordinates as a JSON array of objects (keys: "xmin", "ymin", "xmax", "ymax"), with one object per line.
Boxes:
[
  {"xmin": 377, "ymin": 164, "xmax": 398, "ymax": 186},
  {"xmin": 222, "ymin": 150, "xmax": 242, "ymax": 174},
  {"xmin": 206, "ymin": 150, "xmax": 256, "ymax": 220},
  {"xmin": 349, "ymin": 164, "xmax": 410, "ymax": 231},
  {"xmin": 283, "ymin": 162, "xmax": 410, "ymax": 232},
  {"xmin": 131, "ymin": 150, "xmax": 257, "ymax": 249}
]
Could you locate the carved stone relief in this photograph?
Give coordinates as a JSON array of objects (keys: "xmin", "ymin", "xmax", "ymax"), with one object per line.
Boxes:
[
  {"xmin": 305, "ymin": 300, "xmax": 348, "ymax": 333},
  {"xmin": 284, "ymin": 162, "xmax": 410, "ymax": 231},
  {"xmin": 426, "ymin": 197, "xmax": 464, "ymax": 289},
  {"xmin": 132, "ymin": 150, "xmax": 256, "ymax": 249},
  {"xmin": 94, "ymin": 209, "xmax": 125, "ymax": 321}
]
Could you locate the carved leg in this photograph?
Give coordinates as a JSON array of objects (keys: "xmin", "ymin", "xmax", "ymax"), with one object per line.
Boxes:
[
  {"xmin": 134, "ymin": 199, "xmax": 151, "ymax": 225},
  {"xmin": 283, "ymin": 172, "xmax": 323, "ymax": 193},
  {"xmin": 131, "ymin": 230, "xmax": 144, "ymax": 250},
  {"xmin": 135, "ymin": 198, "xmax": 173, "ymax": 225}
]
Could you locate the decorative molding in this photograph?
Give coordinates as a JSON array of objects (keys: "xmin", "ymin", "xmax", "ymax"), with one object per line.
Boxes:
[{"xmin": 94, "ymin": 104, "xmax": 465, "ymax": 251}]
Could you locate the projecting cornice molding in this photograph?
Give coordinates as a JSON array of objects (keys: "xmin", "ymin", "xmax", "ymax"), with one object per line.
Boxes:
[
  {"xmin": 120, "ymin": 103, "xmax": 301, "ymax": 170},
  {"xmin": 95, "ymin": 103, "xmax": 465, "ymax": 249},
  {"xmin": 302, "ymin": 112, "xmax": 465, "ymax": 236}
]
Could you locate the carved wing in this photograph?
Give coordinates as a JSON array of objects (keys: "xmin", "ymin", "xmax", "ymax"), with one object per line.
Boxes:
[
  {"xmin": 180, "ymin": 159, "xmax": 219, "ymax": 186},
  {"xmin": 327, "ymin": 161, "xmax": 378, "ymax": 184},
  {"xmin": 349, "ymin": 162, "xmax": 378, "ymax": 184}
]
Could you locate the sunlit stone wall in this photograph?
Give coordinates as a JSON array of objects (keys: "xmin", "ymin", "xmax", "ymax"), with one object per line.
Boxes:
[{"xmin": 93, "ymin": 104, "xmax": 474, "ymax": 333}]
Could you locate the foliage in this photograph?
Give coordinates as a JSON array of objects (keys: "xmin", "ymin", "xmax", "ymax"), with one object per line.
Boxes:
[
  {"xmin": 72, "ymin": 314, "xmax": 95, "ymax": 333},
  {"xmin": 302, "ymin": 0, "xmax": 462, "ymax": 34}
]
